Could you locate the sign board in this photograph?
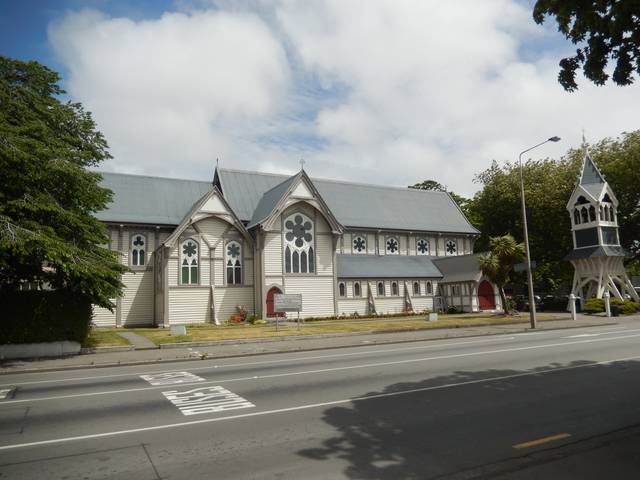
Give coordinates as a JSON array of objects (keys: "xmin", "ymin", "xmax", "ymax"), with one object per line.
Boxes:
[
  {"xmin": 274, "ymin": 293, "xmax": 302, "ymax": 312},
  {"xmin": 514, "ymin": 261, "xmax": 536, "ymax": 273}
]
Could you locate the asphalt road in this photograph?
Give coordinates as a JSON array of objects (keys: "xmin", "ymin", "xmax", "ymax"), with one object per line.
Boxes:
[{"xmin": 2, "ymin": 323, "xmax": 640, "ymax": 479}]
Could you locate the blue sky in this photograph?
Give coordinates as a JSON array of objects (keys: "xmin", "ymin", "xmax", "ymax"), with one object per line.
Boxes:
[{"xmin": 2, "ymin": 1, "xmax": 638, "ymax": 196}]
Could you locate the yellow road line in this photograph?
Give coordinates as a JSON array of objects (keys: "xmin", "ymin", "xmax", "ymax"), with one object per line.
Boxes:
[{"xmin": 512, "ymin": 433, "xmax": 571, "ymax": 449}]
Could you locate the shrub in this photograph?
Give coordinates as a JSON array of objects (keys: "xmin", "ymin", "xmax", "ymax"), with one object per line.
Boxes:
[
  {"xmin": 0, "ymin": 289, "xmax": 92, "ymax": 344},
  {"xmin": 618, "ymin": 301, "xmax": 640, "ymax": 315},
  {"xmin": 583, "ymin": 298, "xmax": 605, "ymax": 314}
]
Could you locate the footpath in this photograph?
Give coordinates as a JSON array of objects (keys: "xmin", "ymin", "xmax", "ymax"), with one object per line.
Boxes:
[{"xmin": 0, "ymin": 313, "xmax": 624, "ymax": 374}]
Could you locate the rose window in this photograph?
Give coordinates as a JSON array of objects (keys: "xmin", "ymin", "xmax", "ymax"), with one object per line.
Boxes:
[
  {"xmin": 445, "ymin": 240, "xmax": 457, "ymax": 255},
  {"xmin": 416, "ymin": 238, "xmax": 429, "ymax": 255},
  {"xmin": 353, "ymin": 236, "xmax": 366, "ymax": 253},
  {"xmin": 284, "ymin": 213, "xmax": 314, "ymax": 273},
  {"xmin": 386, "ymin": 237, "xmax": 399, "ymax": 254},
  {"xmin": 227, "ymin": 242, "xmax": 241, "ymax": 259}
]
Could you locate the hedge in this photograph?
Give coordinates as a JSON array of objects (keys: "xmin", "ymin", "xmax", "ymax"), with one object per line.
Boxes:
[
  {"xmin": 0, "ymin": 290, "xmax": 92, "ymax": 344},
  {"xmin": 583, "ymin": 297, "xmax": 640, "ymax": 315}
]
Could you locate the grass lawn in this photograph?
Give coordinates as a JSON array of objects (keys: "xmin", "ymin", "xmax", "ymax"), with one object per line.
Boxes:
[
  {"xmin": 122, "ymin": 312, "xmax": 566, "ymax": 346},
  {"xmin": 83, "ymin": 329, "xmax": 131, "ymax": 348}
]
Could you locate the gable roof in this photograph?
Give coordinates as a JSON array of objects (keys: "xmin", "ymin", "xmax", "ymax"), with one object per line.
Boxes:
[
  {"xmin": 97, "ymin": 168, "xmax": 479, "ymax": 235},
  {"xmin": 580, "ymin": 153, "xmax": 605, "ymax": 185},
  {"xmin": 248, "ymin": 174, "xmax": 299, "ymax": 228},
  {"xmin": 432, "ymin": 254, "xmax": 483, "ymax": 283},
  {"xmin": 337, "ymin": 254, "xmax": 443, "ymax": 278},
  {"xmin": 217, "ymin": 168, "xmax": 479, "ymax": 234}
]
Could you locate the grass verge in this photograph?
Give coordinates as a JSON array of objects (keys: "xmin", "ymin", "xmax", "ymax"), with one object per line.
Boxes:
[
  {"xmin": 120, "ymin": 313, "xmax": 565, "ymax": 346},
  {"xmin": 83, "ymin": 329, "xmax": 131, "ymax": 348}
]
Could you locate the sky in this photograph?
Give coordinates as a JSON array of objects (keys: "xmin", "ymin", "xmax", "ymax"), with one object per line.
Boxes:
[{"xmin": 2, "ymin": 0, "xmax": 639, "ymax": 197}]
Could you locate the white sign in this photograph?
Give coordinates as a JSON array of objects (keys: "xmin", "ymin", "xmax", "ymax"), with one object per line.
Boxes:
[
  {"xmin": 274, "ymin": 293, "xmax": 302, "ymax": 312},
  {"xmin": 140, "ymin": 371, "xmax": 205, "ymax": 386},
  {"xmin": 162, "ymin": 386, "xmax": 255, "ymax": 416}
]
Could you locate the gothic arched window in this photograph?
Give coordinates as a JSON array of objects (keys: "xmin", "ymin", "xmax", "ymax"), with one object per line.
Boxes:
[
  {"xmin": 386, "ymin": 236, "xmax": 399, "ymax": 255},
  {"xmin": 339, "ymin": 282, "xmax": 346, "ymax": 297},
  {"xmin": 426, "ymin": 282, "xmax": 432, "ymax": 294},
  {"xmin": 413, "ymin": 281, "xmax": 420, "ymax": 295},
  {"xmin": 588, "ymin": 205, "xmax": 596, "ymax": 222},
  {"xmin": 416, "ymin": 238, "xmax": 429, "ymax": 255},
  {"xmin": 377, "ymin": 282, "xmax": 385, "ymax": 296},
  {"xmin": 284, "ymin": 213, "xmax": 314, "ymax": 273},
  {"xmin": 581, "ymin": 207, "xmax": 589, "ymax": 223},
  {"xmin": 180, "ymin": 238, "xmax": 199, "ymax": 285},
  {"xmin": 226, "ymin": 241, "xmax": 242, "ymax": 285},
  {"xmin": 391, "ymin": 281, "xmax": 399, "ymax": 296},
  {"xmin": 130, "ymin": 233, "xmax": 146, "ymax": 266},
  {"xmin": 353, "ymin": 235, "xmax": 367, "ymax": 254},
  {"xmin": 353, "ymin": 282, "xmax": 361, "ymax": 297},
  {"xmin": 574, "ymin": 209, "xmax": 581, "ymax": 225}
]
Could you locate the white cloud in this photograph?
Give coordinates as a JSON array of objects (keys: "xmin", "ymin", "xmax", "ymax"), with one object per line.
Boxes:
[{"xmin": 49, "ymin": 1, "xmax": 640, "ymax": 196}]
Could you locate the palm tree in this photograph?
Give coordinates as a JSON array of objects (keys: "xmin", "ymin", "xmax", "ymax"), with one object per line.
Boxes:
[{"xmin": 478, "ymin": 235, "xmax": 525, "ymax": 314}]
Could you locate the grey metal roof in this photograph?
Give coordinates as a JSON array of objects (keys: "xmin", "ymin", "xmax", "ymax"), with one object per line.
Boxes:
[
  {"xmin": 97, "ymin": 172, "xmax": 211, "ymax": 225},
  {"xmin": 432, "ymin": 254, "xmax": 483, "ymax": 283},
  {"xmin": 337, "ymin": 254, "xmax": 443, "ymax": 279},
  {"xmin": 564, "ymin": 246, "xmax": 626, "ymax": 261},
  {"xmin": 218, "ymin": 168, "xmax": 479, "ymax": 234},
  {"xmin": 580, "ymin": 154, "xmax": 605, "ymax": 185},
  {"xmin": 247, "ymin": 174, "xmax": 298, "ymax": 228}
]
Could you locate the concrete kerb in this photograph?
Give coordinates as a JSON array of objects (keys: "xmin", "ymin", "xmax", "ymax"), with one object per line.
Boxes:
[{"xmin": 0, "ymin": 319, "xmax": 618, "ymax": 375}]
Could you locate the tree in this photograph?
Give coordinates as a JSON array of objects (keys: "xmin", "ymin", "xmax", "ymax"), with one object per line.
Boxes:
[
  {"xmin": 478, "ymin": 235, "xmax": 525, "ymax": 314},
  {"xmin": 533, "ymin": 1, "xmax": 640, "ymax": 91},
  {"xmin": 0, "ymin": 56, "xmax": 125, "ymax": 308}
]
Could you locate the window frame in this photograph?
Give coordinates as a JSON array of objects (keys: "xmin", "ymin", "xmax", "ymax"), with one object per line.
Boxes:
[
  {"xmin": 413, "ymin": 281, "xmax": 420, "ymax": 296},
  {"xmin": 353, "ymin": 281, "xmax": 362, "ymax": 298},
  {"xmin": 377, "ymin": 281, "xmax": 385, "ymax": 297},
  {"xmin": 352, "ymin": 234, "xmax": 367, "ymax": 254},
  {"xmin": 283, "ymin": 212, "xmax": 316, "ymax": 275},
  {"xmin": 225, "ymin": 240, "xmax": 243, "ymax": 286},
  {"xmin": 391, "ymin": 281, "xmax": 399, "ymax": 296},
  {"xmin": 130, "ymin": 232, "xmax": 147, "ymax": 268},
  {"xmin": 445, "ymin": 239, "xmax": 458, "ymax": 256},
  {"xmin": 338, "ymin": 282, "xmax": 346, "ymax": 298},
  {"xmin": 179, "ymin": 237, "xmax": 200, "ymax": 286},
  {"xmin": 385, "ymin": 236, "xmax": 400, "ymax": 255},
  {"xmin": 416, "ymin": 237, "xmax": 430, "ymax": 256}
]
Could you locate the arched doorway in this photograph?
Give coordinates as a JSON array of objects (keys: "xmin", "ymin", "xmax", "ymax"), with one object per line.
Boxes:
[
  {"xmin": 478, "ymin": 281, "xmax": 496, "ymax": 310},
  {"xmin": 266, "ymin": 287, "xmax": 282, "ymax": 317}
]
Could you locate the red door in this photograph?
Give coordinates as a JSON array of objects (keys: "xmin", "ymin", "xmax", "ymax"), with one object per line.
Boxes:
[
  {"xmin": 266, "ymin": 287, "xmax": 282, "ymax": 317},
  {"xmin": 478, "ymin": 281, "xmax": 496, "ymax": 310}
]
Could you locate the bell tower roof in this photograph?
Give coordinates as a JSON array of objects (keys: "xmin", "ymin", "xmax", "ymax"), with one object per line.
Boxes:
[{"xmin": 579, "ymin": 153, "xmax": 605, "ymax": 186}]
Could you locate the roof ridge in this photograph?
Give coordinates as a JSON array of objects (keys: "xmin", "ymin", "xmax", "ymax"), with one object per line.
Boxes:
[{"xmin": 97, "ymin": 170, "xmax": 211, "ymax": 184}]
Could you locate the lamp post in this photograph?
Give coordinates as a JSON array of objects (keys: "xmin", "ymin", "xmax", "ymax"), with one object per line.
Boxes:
[{"xmin": 519, "ymin": 136, "xmax": 560, "ymax": 329}]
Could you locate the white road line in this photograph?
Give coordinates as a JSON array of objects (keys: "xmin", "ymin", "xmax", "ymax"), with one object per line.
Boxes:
[
  {"xmin": 2, "ymin": 333, "xmax": 640, "ymax": 406},
  {"xmin": 140, "ymin": 372, "xmax": 205, "ymax": 386},
  {"xmin": 0, "ymin": 388, "xmax": 12, "ymax": 400},
  {"xmin": 0, "ymin": 336, "xmax": 518, "ymax": 387},
  {"xmin": 1, "ymin": 354, "xmax": 639, "ymax": 452}
]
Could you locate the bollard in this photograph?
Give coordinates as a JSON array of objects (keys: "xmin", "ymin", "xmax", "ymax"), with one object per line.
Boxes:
[
  {"xmin": 569, "ymin": 293, "xmax": 577, "ymax": 321},
  {"xmin": 603, "ymin": 291, "xmax": 611, "ymax": 317}
]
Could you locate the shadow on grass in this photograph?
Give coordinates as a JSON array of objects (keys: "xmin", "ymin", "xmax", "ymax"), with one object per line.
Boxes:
[{"xmin": 297, "ymin": 359, "xmax": 640, "ymax": 479}]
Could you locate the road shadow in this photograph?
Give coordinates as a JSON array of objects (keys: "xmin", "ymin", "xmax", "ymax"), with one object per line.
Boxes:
[{"xmin": 297, "ymin": 359, "xmax": 640, "ymax": 479}]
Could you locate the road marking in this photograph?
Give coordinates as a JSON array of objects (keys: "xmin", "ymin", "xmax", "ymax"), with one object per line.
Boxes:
[
  {"xmin": 163, "ymin": 386, "xmax": 254, "ymax": 416},
  {"xmin": 0, "ymin": 355, "xmax": 637, "ymax": 451},
  {"xmin": 565, "ymin": 333, "xmax": 600, "ymax": 338},
  {"xmin": 0, "ymin": 336, "xmax": 518, "ymax": 387},
  {"xmin": 513, "ymin": 433, "xmax": 571, "ymax": 449},
  {"xmin": 140, "ymin": 372, "xmax": 205, "ymax": 386},
  {"xmin": 0, "ymin": 388, "xmax": 14, "ymax": 400},
  {"xmin": 2, "ymin": 334, "xmax": 640, "ymax": 406}
]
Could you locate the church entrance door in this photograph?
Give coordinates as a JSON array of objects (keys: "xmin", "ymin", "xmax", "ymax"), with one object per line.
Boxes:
[
  {"xmin": 478, "ymin": 281, "xmax": 496, "ymax": 310},
  {"xmin": 266, "ymin": 287, "xmax": 282, "ymax": 317}
]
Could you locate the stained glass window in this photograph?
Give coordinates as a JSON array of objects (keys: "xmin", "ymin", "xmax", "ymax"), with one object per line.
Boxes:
[
  {"xmin": 284, "ymin": 213, "xmax": 314, "ymax": 273},
  {"xmin": 180, "ymin": 238, "xmax": 199, "ymax": 284},
  {"xmin": 226, "ymin": 241, "xmax": 242, "ymax": 285},
  {"xmin": 386, "ymin": 237, "xmax": 399, "ymax": 255},
  {"xmin": 354, "ymin": 282, "xmax": 361, "ymax": 297},
  {"xmin": 131, "ymin": 234, "xmax": 146, "ymax": 266},
  {"xmin": 445, "ymin": 240, "xmax": 457, "ymax": 255},
  {"xmin": 353, "ymin": 236, "xmax": 366, "ymax": 254},
  {"xmin": 416, "ymin": 238, "xmax": 429, "ymax": 255}
]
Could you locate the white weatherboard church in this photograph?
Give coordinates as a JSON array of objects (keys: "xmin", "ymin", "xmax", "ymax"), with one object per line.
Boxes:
[
  {"xmin": 92, "ymin": 167, "xmax": 502, "ymax": 327},
  {"xmin": 566, "ymin": 153, "xmax": 639, "ymax": 303}
]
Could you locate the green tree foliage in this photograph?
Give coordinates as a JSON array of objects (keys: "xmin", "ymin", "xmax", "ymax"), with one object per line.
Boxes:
[
  {"xmin": 471, "ymin": 131, "xmax": 640, "ymax": 291},
  {"xmin": 533, "ymin": 1, "xmax": 640, "ymax": 91},
  {"xmin": 477, "ymin": 235, "xmax": 525, "ymax": 313},
  {"xmin": 0, "ymin": 56, "xmax": 126, "ymax": 308},
  {"xmin": 409, "ymin": 179, "xmax": 480, "ymax": 227}
]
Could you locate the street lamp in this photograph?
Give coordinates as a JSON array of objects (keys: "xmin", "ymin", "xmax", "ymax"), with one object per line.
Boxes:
[{"xmin": 518, "ymin": 136, "xmax": 561, "ymax": 329}]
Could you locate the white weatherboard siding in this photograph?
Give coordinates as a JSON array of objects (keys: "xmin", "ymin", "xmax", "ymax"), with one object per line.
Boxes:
[
  {"xmin": 195, "ymin": 217, "xmax": 229, "ymax": 247},
  {"xmin": 168, "ymin": 256, "xmax": 178, "ymax": 286},
  {"xmin": 92, "ymin": 305, "xmax": 116, "ymax": 327},
  {"xmin": 411, "ymin": 297, "xmax": 434, "ymax": 312},
  {"xmin": 315, "ymin": 234, "xmax": 334, "ymax": 275},
  {"xmin": 213, "ymin": 257, "xmax": 224, "ymax": 286},
  {"xmin": 168, "ymin": 288, "xmax": 211, "ymax": 324},
  {"xmin": 284, "ymin": 276, "xmax": 334, "ymax": 317},
  {"xmin": 244, "ymin": 259, "xmax": 254, "ymax": 285},
  {"xmin": 374, "ymin": 297, "xmax": 405, "ymax": 315},
  {"xmin": 121, "ymin": 271, "xmax": 154, "ymax": 326},
  {"xmin": 264, "ymin": 232, "xmax": 282, "ymax": 276},
  {"xmin": 214, "ymin": 287, "xmax": 254, "ymax": 322},
  {"xmin": 337, "ymin": 299, "xmax": 368, "ymax": 316}
]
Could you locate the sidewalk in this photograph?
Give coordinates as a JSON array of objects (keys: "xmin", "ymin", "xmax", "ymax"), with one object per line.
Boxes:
[{"xmin": 0, "ymin": 314, "xmax": 627, "ymax": 374}]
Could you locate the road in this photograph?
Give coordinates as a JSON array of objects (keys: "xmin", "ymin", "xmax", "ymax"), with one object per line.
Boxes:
[{"xmin": 2, "ymin": 323, "xmax": 640, "ymax": 479}]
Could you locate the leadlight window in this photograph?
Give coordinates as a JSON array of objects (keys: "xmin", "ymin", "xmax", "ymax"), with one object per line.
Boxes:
[
  {"xmin": 130, "ymin": 233, "xmax": 146, "ymax": 266},
  {"xmin": 445, "ymin": 240, "xmax": 457, "ymax": 255},
  {"xmin": 353, "ymin": 282, "xmax": 361, "ymax": 297},
  {"xmin": 353, "ymin": 235, "xmax": 367, "ymax": 254},
  {"xmin": 284, "ymin": 213, "xmax": 314, "ymax": 273},
  {"xmin": 180, "ymin": 238, "xmax": 199, "ymax": 284},
  {"xmin": 377, "ymin": 282, "xmax": 385, "ymax": 296},
  {"xmin": 413, "ymin": 281, "xmax": 420, "ymax": 295},
  {"xmin": 386, "ymin": 236, "xmax": 399, "ymax": 255},
  {"xmin": 416, "ymin": 238, "xmax": 429, "ymax": 255},
  {"xmin": 426, "ymin": 282, "xmax": 432, "ymax": 294},
  {"xmin": 391, "ymin": 281, "xmax": 399, "ymax": 296},
  {"xmin": 226, "ymin": 241, "xmax": 242, "ymax": 285},
  {"xmin": 339, "ymin": 282, "xmax": 346, "ymax": 297}
]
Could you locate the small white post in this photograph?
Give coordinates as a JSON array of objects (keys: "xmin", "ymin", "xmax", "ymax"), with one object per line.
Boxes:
[
  {"xmin": 603, "ymin": 291, "xmax": 611, "ymax": 317},
  {"xmin": 569, "ymin": 293, "xmax": 577, "ymax": 321}
]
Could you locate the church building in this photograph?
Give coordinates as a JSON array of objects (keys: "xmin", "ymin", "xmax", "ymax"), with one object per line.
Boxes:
[{"xmin": 92, "ymin": 167, "xmax": 502, "ymax": 327}]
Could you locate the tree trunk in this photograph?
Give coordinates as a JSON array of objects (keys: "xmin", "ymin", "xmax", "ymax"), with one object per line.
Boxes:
[{"xmin": 498, "ymin": 286, "xmax": 509, "ymax": 314}]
